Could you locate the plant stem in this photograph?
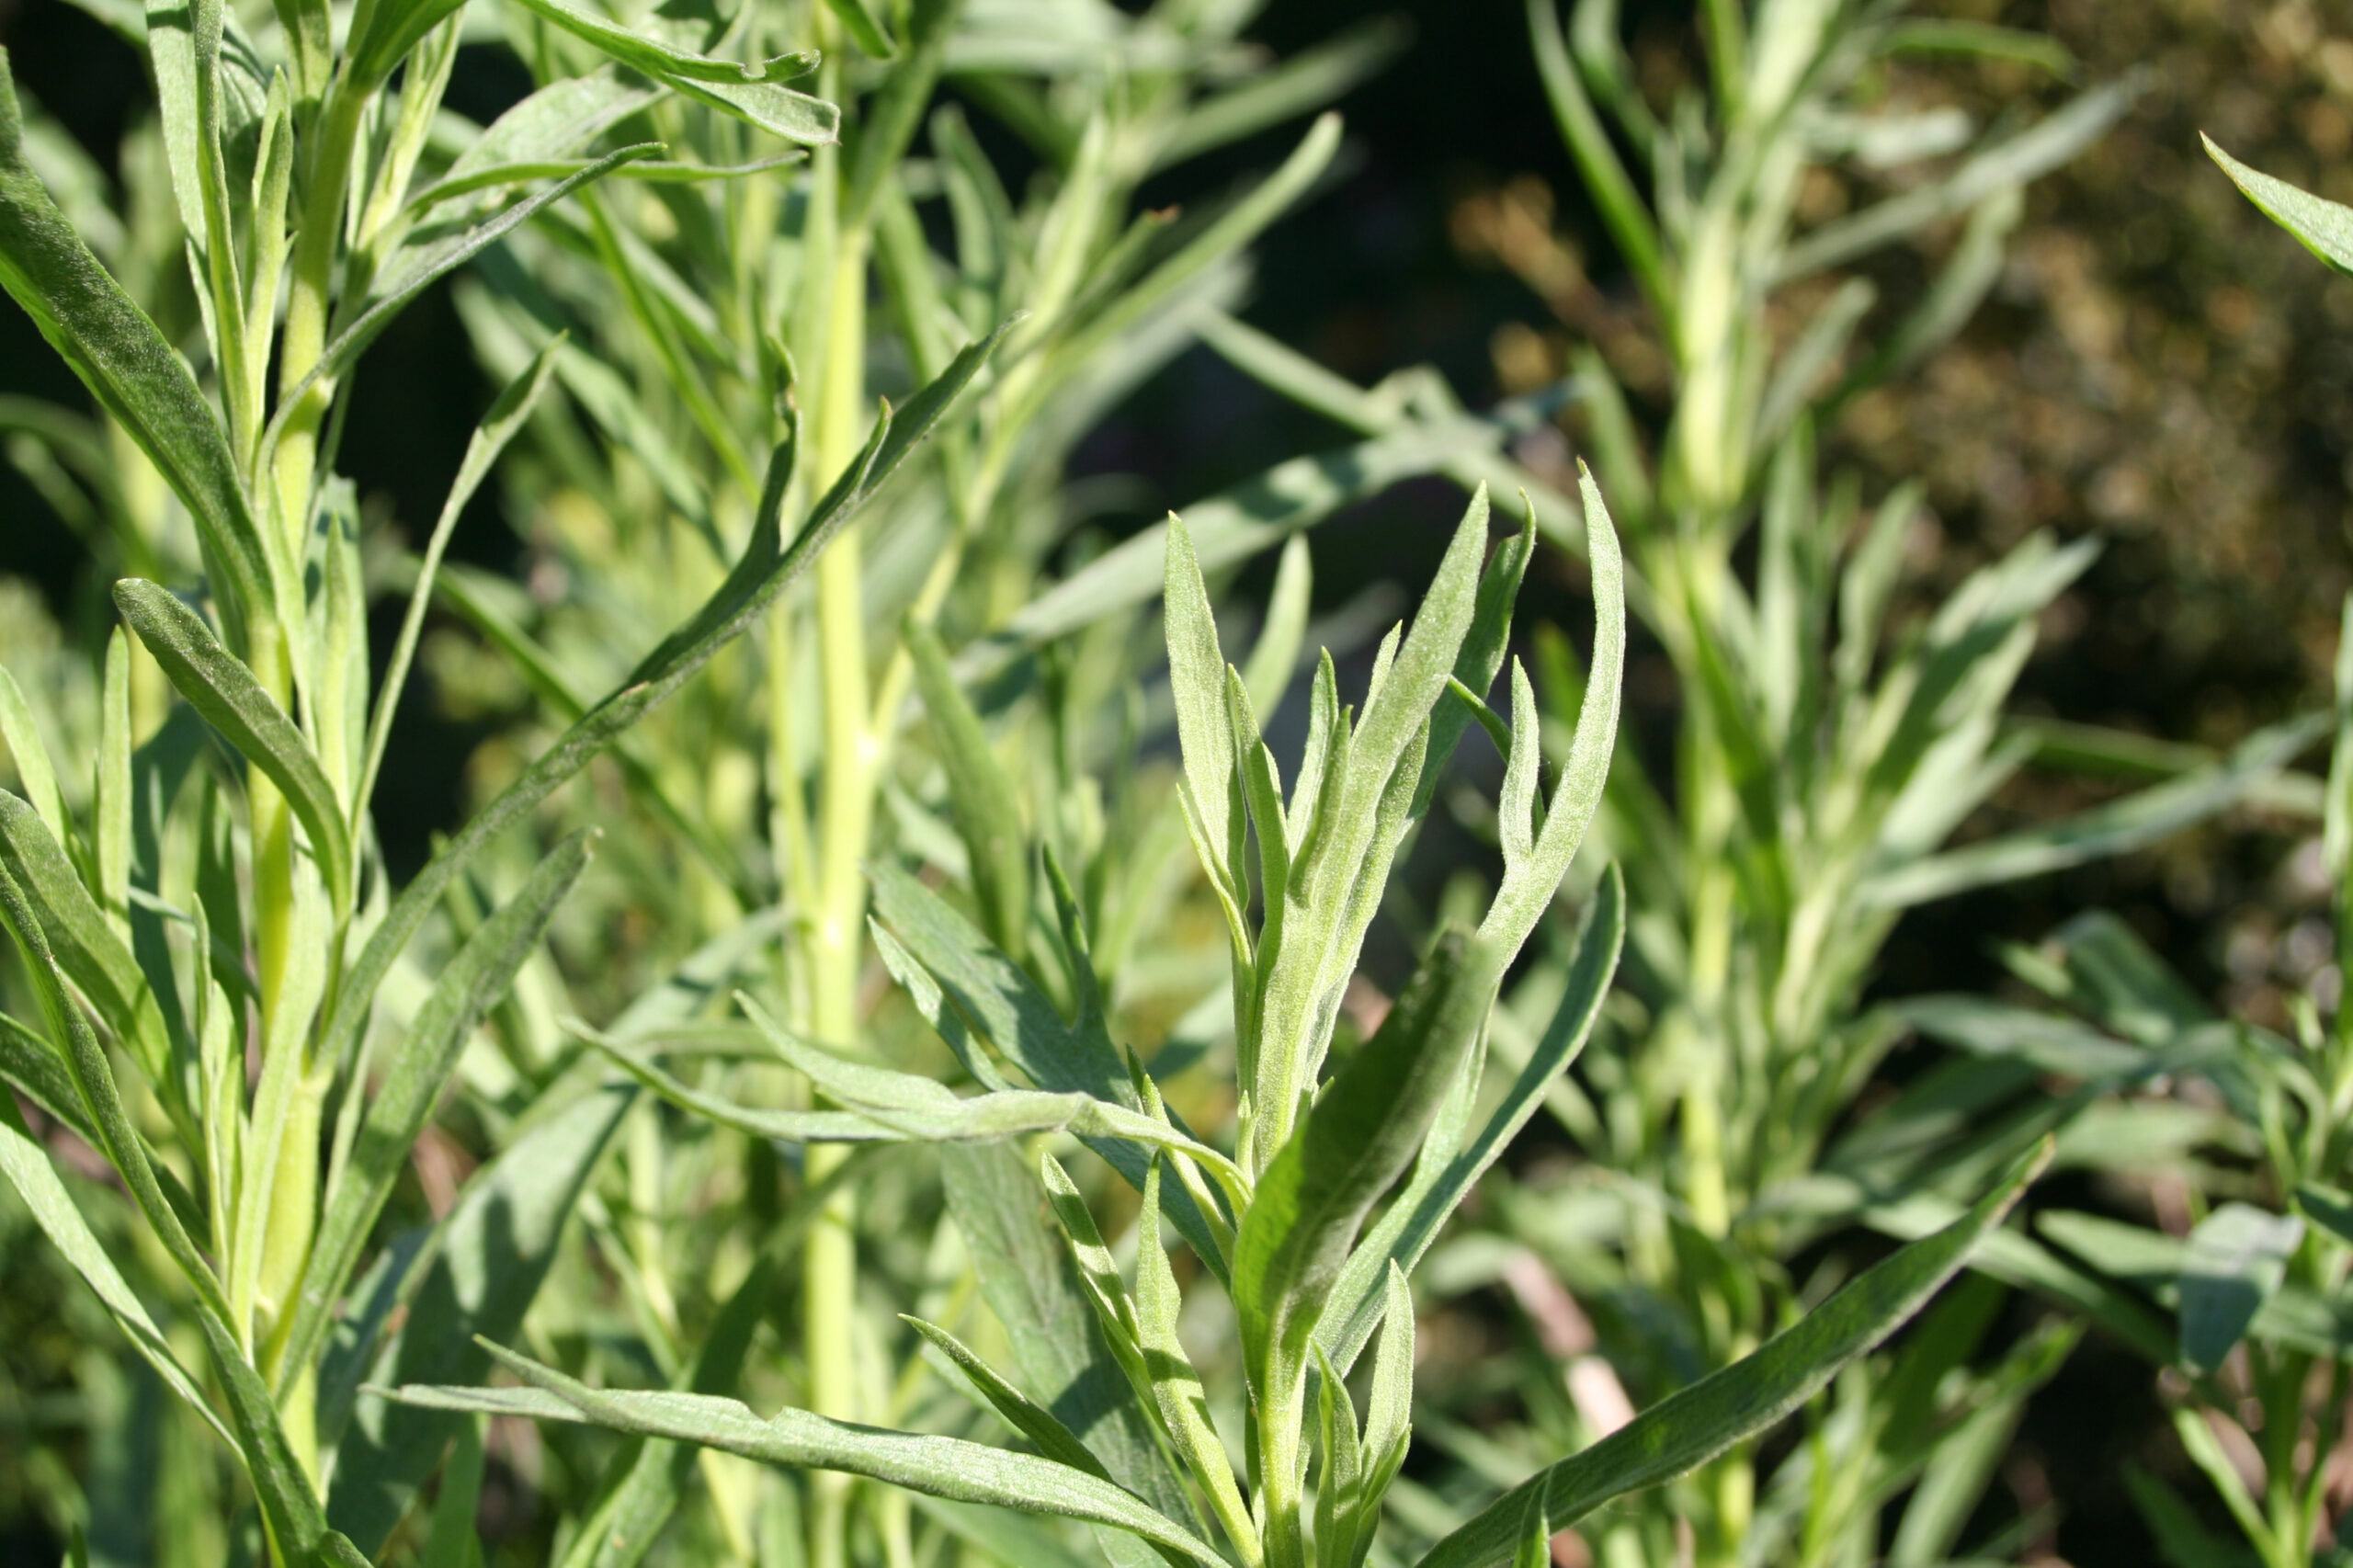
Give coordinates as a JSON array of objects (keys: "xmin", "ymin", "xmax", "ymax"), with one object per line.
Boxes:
[
  {"xmin": 249, "ymin": 74, "xmax": 362, "ymax": 1458},
  {"xmin": 271, "ymin": 75, "xmax": 366, "ymax": 561},
  {"xmin": 1257, "ymin": 1382, "xmax": 1308, "ymax": 1568},
  {"xmin": 801, "ymin": 111, "xmax": 875, "ymax": 1567}
]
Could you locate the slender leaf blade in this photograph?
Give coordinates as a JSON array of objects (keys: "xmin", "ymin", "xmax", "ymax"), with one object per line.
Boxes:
[
  {"xmin": 390, "ymin": 1341, "xmax": 1231, "ymax": 1568},
  {"xmin": 1409, "ymin": 1140, "xmax": 2051, "ymax": 1568},
  {"xmin": 0, "ymin": 51, "xmax": 270, "ymax": 631},
  {"xmin": 2205, "ymin": 134, "xmax": 2353, "ymax": 276},
  {"xmin": 0, "ymin": 1089, "xmax": 233, "ymax": 1443},
  {"xmin": 113, "ymin": 580, "xmax": 353, "ymax": 907},
  {"xmin": 2178, "ymin": 1202, "xmax": 2304, "ymax": 1372},
  {"xmin": 907, "ymin": 617, "xmax": 1030, "ymax": 960},
  {"xmin": 1320, "ymin": 868, "xmax": 1623, "ymax": 1372}
]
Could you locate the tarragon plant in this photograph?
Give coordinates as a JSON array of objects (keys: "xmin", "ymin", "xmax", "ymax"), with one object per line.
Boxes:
[
  {"xmin": 0, "ymin": 0, "xmax": 1016, "ymax": 1560},
  {"xmin": 389, "ymin": 470, "xmax": 2052, "ymax": 1568},
  {"xmin": 1331, "ymin": 3, "xmax": 2335, "ymax": 1564},
  {"xmin": 0, "ymin": 0, "xmax": 2167, "ymax": 1562},
  {"xmin": 1897, "ymin": 136, "xmax": 2353, "ymax": 1568},
  {"xmin": 391, "ymin": 4, "xmax": 1471, "ymax": 1562}
]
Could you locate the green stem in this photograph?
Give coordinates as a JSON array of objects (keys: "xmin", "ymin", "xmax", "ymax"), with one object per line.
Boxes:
[
  {"xmin": 271, "ymin": 76, "xmax": 367, "ymax": 558},
  {"xmin": 804, "ymin": 212, "xmax": 874, "ymax": 1568},
  {"xmin": 1258, "ymin": 1381, "xmax": 1309, "ymax": 1568}
]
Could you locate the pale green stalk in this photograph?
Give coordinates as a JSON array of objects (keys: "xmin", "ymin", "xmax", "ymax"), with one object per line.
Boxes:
[
  {"xmin": 794, "ymin": 40, "xmax": 875, "ymax": 1568},
  {"xmin": 270, "ymin": 76, "xmax": 369, "ymax": 557}
]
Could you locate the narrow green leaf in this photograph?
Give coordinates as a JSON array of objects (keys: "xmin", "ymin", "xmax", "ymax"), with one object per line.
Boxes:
[
  {"xmin": 276, "ymin": 829, "xmax": 597, "ymax": 1390},
  {"xmin": 2179, "ymin": 1203, "xmax": 2304, "ymax": 1372},
  {"xmin": 2120, "ymin": 1464, "xmax": 2250, "ymax": 1568},
  {"xmin": 1408, "ymin": 1141, "xmax": 2051, "ymax": 1568},
  {"xmin": 987, "ymin": 415, "xmax": 1506, "ymax": 667},
  {"xmin": 904, "ymin": 1315, "xmax": 1112, "ymax": 1481},
  {"xmin": 1897, "ymin": 994, "xmax": 2147, "ymax": 1079},
  {"xmin": 1835, "ymin": 482, "xmax": 1922, "ymax": 695},
  {"xmin": 1859, "ymin": 710, "xmax": 2326, "ymax": 910},
  {"xmin": 1289, "ymin": 653, "xmax": 1344, "ymax": 860},
  {"xmin": 1507, "ymin": 1495, "xmax": 1549, "ymax": 1568},
  {"xmin": 1242, "ymin": 533, "xmax": 1314, "ymax": 716},
  {"xmin": 1881, "ymin": 20, "xmax": 2075, "ymax": 77},
  {"xmin": 1861, "ymin": 1197, "xmax": 2175, "ymax": 1366},
  {"xmin": 846, "ymin": 0, "xmax": 965, "ymax": 232},
  {"xmin": 1235, "ymin": 929, "xmax": 1503, "ymax": 1406},
  {"xmin": 1042, "ymin": 112, "xmax": 1342, "ymax": 400},
  {"xmin": 1154, "ymin": 18, "xmax": 1406, "ymax": 171},
  {"xmin": 506, "ymin": 0, "xmax": 837, "ymax": 142},
  {"xmin": 1135, "ymin": 1161, "xmax": 1256, "ymax": 1559},
  {"xmin": 344, "ymin": 0, "xmax": 470, "ymax": 88},
  {"xmin": 1039, "ymin": 1152, "xmax": 1151, "ymax": 1372},
  {"xmin": 0, "ymin": 50, "xmax": 271, "ymax": 636},
  {"xmin": 94, "ymin": 628, "xmax": 130, "ymax": 930},
  {"xmin": 1780, "ymin": 77, "xmax": 2140, "ymax": 280},
  {"xmin": 420, "ymin": 72, "xmax": 661, "ymax": 221},
  {"xmin": 1319, "ymin": 868, "xmax": 1623, "ymax": 1373},
  {"xmin": 1358, "ymin": 1264, "xmax": 1414, "ymax": 1500},
  {"xmin": 1758, "ymin": 278, "xmax": 1873, "ymax": 443},
  {"xmin": 1477, "ymin": 465, "xmax": 1622, "ymax": 962},
  {"xmin": 2298, "ymin": 1185, "xmax": 2353, "ymax": 1251},
  {"xmin": 415, "ymin": 153, "xmax": 801, "ymax": 210},
  {"xmin": 1413, "ymin": 500, "xmax": 1534, "ymax": 816},
  {"xmin": 732, "ymin": 995, "xmax": 1240, "ymax": 1181},
  {"xmin": 907, "ymin": 617, "xmax": 1029, "ymax": 961},
  {"xmin": 584, "ymin": 1031, "xmax": 904, "ymax": 1142},
  {"xmin": 328, "ymin": 1085, "xmax": 635, "ymax": 1554},
  {"xmin": 0, "ymin": 665, "xmax": 65, "ymax": 851},
  {"xmin": 0, "ymin": 1008, "xmax": 93, "ymax": 1144},
  {"xmin": 1314, "ymin": 1340, "xmax": 1365, "ymax": 1568},
  {"xmin": 1885, "ymin": 1336, "xmax": 2055, "ymax": 1568},
  {"xmin": 0, "ymin": 1089, "xmax": 233, "ymax": 1444},
  {"xmin": 114, "ymin": 579, "xmax": 353, "ymax": 908},
  {"xmin": 2205, "ymin": 135, "xmax": 2353, "ymax": 276},
  {"xmin": 426, "ymin": 562, "xmax": 747, "ymax": 899},
  {"xmin": 2170, "ymin": 1403, "xmax": 2271, "ymax": 1552},
  {"xmin": 358, "ymin": 335, "xmax": 563, "ymax": 824},
  {"xmin": 824, "ymin": 0, "xmax": 896, "ymax": 57},
  {"xmin": 0, "ymin": 848, "xmax": 231, "ymax": 1324},
  {"xmin": 418, "ymin": 1416, "xmax": 486, "ymax": 1568},
  {"xmin": 869, "ymin": 860, "xmax": 1120, "ymax": 1098},
  {"xmin": 941, "ymin": 1142, "xmax": 1198, "ymax": 1533},
  {"xmin": 195, "ymin": 1307, "xmax": 346, "ymax": 1568},
  {"xmin": 243, "ymin": 70, "xmax": 291, "ymax": 414},
  {"xmin": 1833, "ymin": 187, "xmax": 2021, "ymax": 403},
  {"xmin": 388, "ymin": 1342, "xmax": 1233, "ymax": 1568},
  {"xmin": 1165, "ymin": 514, "xmax": 1241, "ymax": 884},
  {"xmin": 873, "ymin": 918, "xmax": 1008, "ymax": 1090},
  {"xmin": 1232, "ymin": 671, "xmax": 1293, "ymax": 952},
  {"xmin": 0, "ymin": 791, "xmax": 175, "ymax": 1089},
  {"xmin": 1343, "ymin": 488, "xmax": 1491, "ymax": 833},
  {"xmin": 1529, "ymin": 0, "xmax": 1665, "ymax": 315},
  {"xmin": 1495, "ymin": 664, "xmax": 1540, "ymax": 870}
]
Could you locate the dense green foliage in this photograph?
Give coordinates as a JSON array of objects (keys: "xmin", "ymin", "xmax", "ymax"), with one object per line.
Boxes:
[{"xmin": 0, "ymin": 2, "xmax": 2349, "ymax": 1567}]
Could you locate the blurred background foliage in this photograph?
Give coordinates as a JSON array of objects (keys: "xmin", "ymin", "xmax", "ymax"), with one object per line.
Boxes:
[{"xmin": 6, "ymin": 0, "xmax": 2353, "ymax": 1564}]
